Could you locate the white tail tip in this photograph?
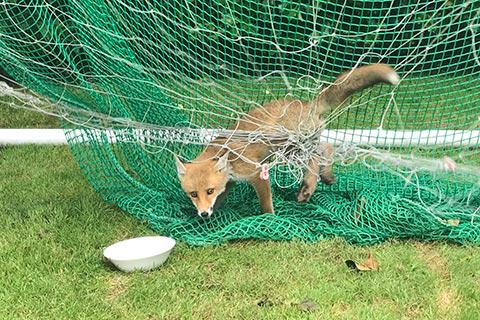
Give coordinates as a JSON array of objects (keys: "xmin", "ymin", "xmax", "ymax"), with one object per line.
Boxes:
[{"xmin": 386, "ymin": 71, "xmax": 400, "ymax": 85}]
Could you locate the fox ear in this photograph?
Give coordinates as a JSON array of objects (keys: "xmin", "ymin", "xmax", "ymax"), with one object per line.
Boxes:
[
  {"xmin": 215, "ymin": 152, "xmax": 229, "ymax": 172},
  {"xmin": 174, "ymin": 155, "xmax": 187, "ymax": 176}
]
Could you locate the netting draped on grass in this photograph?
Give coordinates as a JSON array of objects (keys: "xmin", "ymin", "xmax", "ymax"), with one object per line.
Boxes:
[{"xmin": 1, "ymin": 1, "xmax": 479, "ymax": 245}]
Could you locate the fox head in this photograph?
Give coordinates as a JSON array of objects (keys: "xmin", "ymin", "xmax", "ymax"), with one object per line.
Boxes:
[{"xmin": 175, "ymin": 153, "xmax": 230, "ymax": 219}]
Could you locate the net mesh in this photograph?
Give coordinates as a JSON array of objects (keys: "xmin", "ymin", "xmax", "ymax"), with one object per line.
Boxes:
[{"xmin": 1, "ymin": 0, "xmax": 479, "ymax": 245}]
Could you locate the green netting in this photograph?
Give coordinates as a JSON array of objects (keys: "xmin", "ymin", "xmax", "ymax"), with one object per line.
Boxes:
[{"xmin": 1, "ymin": 1, "xmax": 479, "ymax": 245}]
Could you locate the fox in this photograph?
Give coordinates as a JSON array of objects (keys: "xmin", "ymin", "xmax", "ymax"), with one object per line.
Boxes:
[{"xmin": 175, "ymin": 64, "xmax": 400, "ymax": 218}]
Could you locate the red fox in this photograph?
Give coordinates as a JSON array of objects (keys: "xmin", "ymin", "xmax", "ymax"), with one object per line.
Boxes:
[{"xmin": 175, "ymin": 64, "xmax": 399, "ymax": 218}]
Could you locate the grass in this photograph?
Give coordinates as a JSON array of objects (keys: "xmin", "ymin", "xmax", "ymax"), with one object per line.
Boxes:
[
  {"xmin": 0, "ymin": 96, "xmax": 59, "ymax": 128},
  {"xmin": 166, "ymin": 75, "xmax": 480, "ymax": 131},
  {"xmin": 1, "ymin": 81, "xmax": 479, "ymax": 319},
  {"xmin": 1, "ymin": 145, "xmax": 480, "ymax": 319}
]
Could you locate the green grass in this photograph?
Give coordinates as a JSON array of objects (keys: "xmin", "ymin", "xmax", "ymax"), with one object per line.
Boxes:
[
  {"xmin": 1, "ymin": 79, "xmax": 479, "ymax": 319},
  {"xmin": 167, "ymin": 75, "xmax": 480, "ymax": 131},
  {"xmin": 3, "ymin": 75, "xmax": 478, "ymax": 132},
  {"xmin": 1, "ymin": 145, "xmax": 480, "ymax": 319},
  {"xmin": 0, "ymin": 96, "xmax": 59, "ymax": 128}
]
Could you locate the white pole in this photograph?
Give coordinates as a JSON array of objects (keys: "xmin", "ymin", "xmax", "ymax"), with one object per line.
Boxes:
[
  {"xmin": 0, "ymin": 128, "xmax": 479, "ymax": 147},
  {"xmin": 321, "ymin": 129, "xmax": 480, "ymax": 147},
  {"xmin": 0, "ymin": 129, "xmax": 67, "ymax": 145}
]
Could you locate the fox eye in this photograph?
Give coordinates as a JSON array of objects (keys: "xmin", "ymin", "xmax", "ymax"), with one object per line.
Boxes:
[
  {"xmin": 207, "ymin": 188, "xmax": 214, "ymax": 195},
  {"xmin": 190, "ymin": 191, "xmax": 198, "ymax": 198}
]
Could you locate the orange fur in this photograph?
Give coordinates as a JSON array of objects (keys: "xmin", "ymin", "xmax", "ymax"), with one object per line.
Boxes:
[{"xmin": 176, "ymin": 64, "xmax": 399, "ymax": 217}]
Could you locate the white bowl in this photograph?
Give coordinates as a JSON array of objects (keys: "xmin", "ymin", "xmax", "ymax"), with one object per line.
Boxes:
[{"xmin": 103, "ymin": 236, "xmax": 176, "ymax": 272}]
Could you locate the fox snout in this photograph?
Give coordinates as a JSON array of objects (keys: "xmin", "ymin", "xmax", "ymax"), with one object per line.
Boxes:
[
  {"xmin": 198, "ymin": 208, "xmax": 213, "ymax": 219},
  {"xmin": 195, "ymin": 201, "xmax": 215, "ymax": 219}
]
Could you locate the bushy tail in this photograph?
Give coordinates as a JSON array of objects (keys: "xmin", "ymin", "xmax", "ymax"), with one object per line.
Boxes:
[{"xmin": 314, "ymin": 64, "xmax": 399, "ymax": 111}]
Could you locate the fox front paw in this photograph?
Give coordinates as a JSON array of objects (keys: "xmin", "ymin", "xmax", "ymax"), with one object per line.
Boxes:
[{"xmin": 296, "ymin": 182, "xmax": 315, "ymax": 203}]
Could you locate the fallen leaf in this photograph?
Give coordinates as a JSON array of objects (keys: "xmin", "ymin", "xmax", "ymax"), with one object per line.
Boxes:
[
  {"xmin": 297, "ymin": 298, "xmax": 318, "ymax": 312},
  {"xmin": 345, "ymin": 260, "xmax": 358, "ymax": 270},
  {"xmin": 445, "ymin": 219, "xmax": 460, "ymax": 226},
  {"xmin": 345, "ymin": 252, "xmax": 379, "ymax": 271}
]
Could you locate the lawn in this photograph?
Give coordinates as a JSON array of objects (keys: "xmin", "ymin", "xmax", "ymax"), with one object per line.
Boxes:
[
  {"xmin": 2, "ymin": 146, "xmax": 480, "ymax": 319},
  {"xmin": 0, "ymin": 96, "xmax": 59, "ymax": 128},
  {"xmin": 1, "ymin": 87, "xmax": 480, "ymax": 319}
]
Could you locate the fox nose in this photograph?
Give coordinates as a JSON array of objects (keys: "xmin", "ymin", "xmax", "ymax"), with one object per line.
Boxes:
[{"xmin": 200, "ymin": 211, "xmax": 209, "ymax": 218}]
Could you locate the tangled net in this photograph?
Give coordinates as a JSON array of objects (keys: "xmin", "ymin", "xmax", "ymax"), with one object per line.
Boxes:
[{"xmin": 1, "ymin": 0, "xmax": 479, "ymax": 245}]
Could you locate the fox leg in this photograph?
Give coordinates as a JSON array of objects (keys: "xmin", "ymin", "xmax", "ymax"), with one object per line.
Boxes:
[
  {"xmin": 250, "ymin": 176, "xmax": 274, "ymax": 213},
  {"xmin": 213, "ymin": 181, "xmax": 236, "ymax": 210},
  {"xmin": 319, "ymin": 143, "xmax": 336, "ymax": 185},
  {"xmin": 297, "ymin": 143, "xmax": 336, "ymax": 203},
  {"xmin": 297, "ymin": 156, "xmax": 321, "ymax": 203}
]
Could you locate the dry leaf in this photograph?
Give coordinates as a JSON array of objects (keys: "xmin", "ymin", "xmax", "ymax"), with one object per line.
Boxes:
[
  {"xmin": 297, "ymin": 298, "xmax": 318, "ymax": 312},
  {"xmin": 345, "ymin": 252, "xmax": 379, "ymax": 271},
  {"xmin": 445, "ymin": 219, "xmax": 460, "ymax": 226}
]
